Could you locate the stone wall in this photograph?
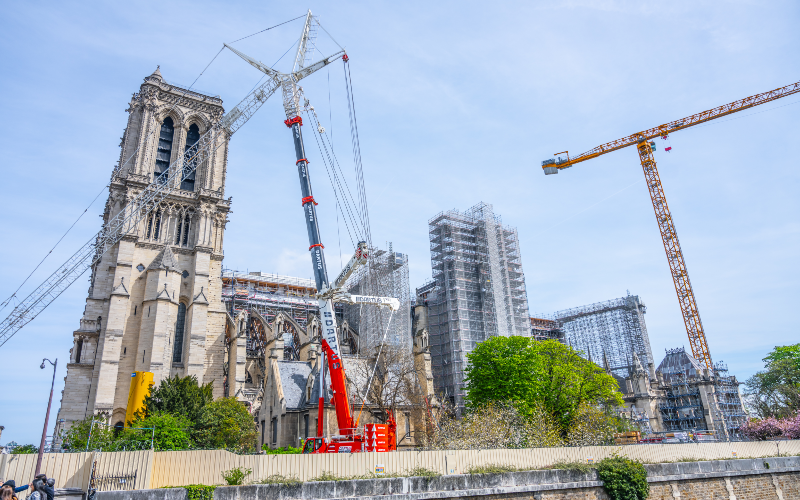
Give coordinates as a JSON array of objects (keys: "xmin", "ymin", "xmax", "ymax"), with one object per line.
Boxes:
[{"xmin": 94, "ymin": 456, "xmax": 800, "ymax": 500}]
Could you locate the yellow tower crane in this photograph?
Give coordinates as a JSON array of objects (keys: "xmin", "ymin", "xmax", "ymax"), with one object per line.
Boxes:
[{"xmin": 542, "ymin": 80, "xmax": 800, "ymax": 370}]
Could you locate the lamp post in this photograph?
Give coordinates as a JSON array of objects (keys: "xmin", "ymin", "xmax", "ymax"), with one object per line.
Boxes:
[{"xmin": 36, "ymin": 358, "xmax": 57, "ymax": 476}]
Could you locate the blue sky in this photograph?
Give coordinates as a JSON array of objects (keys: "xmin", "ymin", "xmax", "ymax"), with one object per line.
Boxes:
[{"xmin": 0, "ymin": 1, "xmax": 798, "ymax": 446}]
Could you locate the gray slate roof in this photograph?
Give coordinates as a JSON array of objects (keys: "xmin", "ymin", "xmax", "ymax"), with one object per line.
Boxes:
[
  {"xmin": 276, "ymin": 361, "xmax": 314, "ymax": 410},
  {"xmin": 147, "ymin": 246, "xmax": 179, "ymax": 271}
]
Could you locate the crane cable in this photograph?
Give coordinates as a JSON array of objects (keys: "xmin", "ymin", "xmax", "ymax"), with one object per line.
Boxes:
[
  {"xmin": 304, "ymin": 108, "xmax": 362, "ymax": 246},
  {"xmin": 354, "ymin": 308, "xmax": 396, "ymax": 429},
  {"xmin": 343, "ymin": 60, "xmax": 372, "ymax": 246}
]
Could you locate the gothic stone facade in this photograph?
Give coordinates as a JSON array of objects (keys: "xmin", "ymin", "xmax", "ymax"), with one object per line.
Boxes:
[{"xmin": 56, "ymin": 68, "xmax": 231, "ymax": 431}]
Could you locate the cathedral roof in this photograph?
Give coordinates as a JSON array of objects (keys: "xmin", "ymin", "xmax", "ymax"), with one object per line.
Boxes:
[
  {"xmin": 277, "ymin": 361, "xmax": 314, "ymax": 410},
  {"xmin": 147, "ymin": 246, "xmax": 179, "ymax": 272}
]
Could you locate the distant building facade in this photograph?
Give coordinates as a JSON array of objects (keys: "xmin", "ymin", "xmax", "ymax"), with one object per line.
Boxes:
[
  {"xmin": 554, "ymin": 294, "xmax": 656, "ymax": 382},
  {"xmin": 423, "ymin": 202, "xmax": 529, "ymax": 406}
]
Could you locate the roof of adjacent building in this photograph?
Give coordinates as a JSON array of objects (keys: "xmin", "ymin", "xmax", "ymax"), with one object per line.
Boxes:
[
  {"xmin": 276, "ymin": 361, "xmax": 314, "ymax": 410},
  {"xmin": 656, "ymin": 347, "xmax": 706, "ymax": 377}
]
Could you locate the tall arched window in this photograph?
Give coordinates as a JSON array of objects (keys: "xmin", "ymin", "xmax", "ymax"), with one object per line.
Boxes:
[
  {"xmin": 173, "ymin": 302, "xmax": 186, "ymax": 363},
  {"xmin": 175, "ymin": 213, "xmax": 191, "ymax": 246},
  {"xmin": 182, "ymin": 214, "xmax": 190, "ymax": 245},
  {"xmin": 154, "ymin": 117, "xmax": 175, "ymax": 184},
  {"xmin": 146, "ymin": 209, "xmax": 162, "ymax": 240},
  {"xmin": 75, "ymin": 338, "xmax": 84, "ymax": 363},
  {"xmin": 182, "ymin": 124, "xmax": 200, "ymax": 191}
]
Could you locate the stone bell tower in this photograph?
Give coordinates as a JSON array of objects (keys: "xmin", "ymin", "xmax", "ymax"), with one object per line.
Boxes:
[{"xmin": 56, "ymin": 67, "xmax": 232, "ymax": 432}]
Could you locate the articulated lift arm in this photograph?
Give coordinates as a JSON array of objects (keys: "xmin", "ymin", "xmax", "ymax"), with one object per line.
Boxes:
[{"xmin": 541, "ymin": 79, "xmax": 800, "ymax": 370}]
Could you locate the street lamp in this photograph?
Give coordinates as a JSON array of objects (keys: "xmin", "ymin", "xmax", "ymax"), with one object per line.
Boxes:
[{"xmin": 36, "ymin": 358, "xmax": 57, "ymax": 476}]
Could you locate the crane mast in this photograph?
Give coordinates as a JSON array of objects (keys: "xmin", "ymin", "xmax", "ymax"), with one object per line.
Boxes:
[{"xmin": 542, "ymin": 79, "xmax": 800, "ymax": 370}]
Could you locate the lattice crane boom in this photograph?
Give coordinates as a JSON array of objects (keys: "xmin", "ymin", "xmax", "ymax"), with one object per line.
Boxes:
[
  {"xmin": 543, "ymin": 80, "xmax": 800, "ymax": 172},
  {"xmin": 0, "ymin": 70, "xmax": 283, "ymax": 348},
  {"xmin": 542, "ymin": 79, "xmax": 800, "ymax": 370}
]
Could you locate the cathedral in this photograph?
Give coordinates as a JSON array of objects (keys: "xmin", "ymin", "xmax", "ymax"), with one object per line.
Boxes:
[
  {"xmin": 56, "ymin": 68, "xmax": 232, "ymax": 432},
  {"xmin": 55, "ymin": 69, "xmax": 436, "ymax": 448}
]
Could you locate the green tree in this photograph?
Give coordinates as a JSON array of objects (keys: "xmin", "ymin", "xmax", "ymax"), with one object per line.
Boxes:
[
  {"xmin": 120, "ymin": 412, "xmax": 194, "ymax": 451},
  {"xmin": 464, "ymin": 337, "xmax": 623, "ymax": 433},
  {"xmin": 193, "ymin": 398, "xmax": 256, "ymax": 452},
  {"xmin": 140, "ymin": 375, "xmax": 213, "ymax": 424},
  {"xmin": 11, "ymin": 443, "xmax": 38, "ymax": 454},
  {"xmin": 745, "ymin": 344, "xmax": 800, "ymax": 418},
  {"xmin": 60, "ymin": 413, "xmax": 116, "ymax": 451}
]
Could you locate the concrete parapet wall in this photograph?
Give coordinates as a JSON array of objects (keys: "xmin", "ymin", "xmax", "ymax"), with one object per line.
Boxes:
[
  {"xmin": 4, "ymin": 442, "xmax": 800, "ymax": 494},
  {"xmin": 94, "ymin": 457, "xmax": 800, "ymax": 500}
]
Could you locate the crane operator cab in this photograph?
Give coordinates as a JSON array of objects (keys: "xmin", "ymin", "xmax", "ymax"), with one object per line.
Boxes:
[{"xmin": 302, "ymin": 437, "xmax": 325, "ymax": 454}]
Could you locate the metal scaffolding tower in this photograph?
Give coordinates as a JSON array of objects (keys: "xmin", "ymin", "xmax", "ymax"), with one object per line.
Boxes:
[
  {"xmin": 344, "ymin": 245, "xmax": 411, "ymax": 351},
  {"xmin": 713, "ymin": 361, "xmax": 748, "ymax": 437},
  {"xmin": 426, "ymin": 202, "xmax": 529, "ymax": 406},
  {"xmin": 551, "ymin": 293, "xmax": 655, "ymax": 380}
]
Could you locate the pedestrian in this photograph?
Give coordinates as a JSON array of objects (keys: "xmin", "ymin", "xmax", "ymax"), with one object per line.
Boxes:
[
  {"xmin": 33, "ymin": 475, "xmax": 53, "ymax": 500},
  {"xmin": 0, "ymin": 481, "xmax": 25, "ymax": 497},
  {"xmin": 1, "ymin": 484, "xmax": 16, "ymax": 500},
  {"xmin": 27, "ymin": 479, "xmax": 45, "ymax": 500}
]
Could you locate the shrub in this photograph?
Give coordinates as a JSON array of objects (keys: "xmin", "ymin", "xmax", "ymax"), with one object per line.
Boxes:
[
  {"xmin": 10, "ymin": 443, "xmax": 38, "ymax": 454},
  {"xmin": 406, "ymin": 466, "xmax": 440, "ymax": 478},
  {"xmin": 566, "ymin": 403, "xmax": 617, "ymax": 446},
  {"xmin": 258, "ymin": 474, "xmax": 301, "ymax": 485},
  {"xmin": 194, "ymin": 398, "xmax": 257, "ymax": 452},
  {"xmin": 221, "ymin": 467, "xmax": 252, "ymax": 485},
  {"xmin": 262, "ymin": 444, "xmax": 302, "ymax": 454},
  {"xmin": 120, "ymin": 412, "xmax": 193, "ymax": 451},
  {"xmin": 466, "ymin": 463, "xmax": 518, "ymax": 474},
  {"xmin": 784, "ymin": 413, "xmax": 800, "ymax": 439},
  {"xmin": 741, "ymin": 417, "xmax": 785, "ymax": 440},
  {"xmin": 596, "ymin": 456, "xmax": 648, "ymax": 500},
  {"xmin": 183, "ymin": 485, "xmax": 216, "ymax": 500}
]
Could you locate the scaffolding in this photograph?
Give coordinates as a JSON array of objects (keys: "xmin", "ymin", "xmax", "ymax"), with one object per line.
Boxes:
[
  {"xmin": 529, "ymin": 317, "xmax": 565, "ymax": 343},
  {"xmin": 655, "ymin": 347, "xmax": 747, "ymax": 438},
  {"xmin": 551, "ymin": 293, "xmax": 655, "ymax": 380},
  {"xmin": 344, "ymin": 244, "xmax": 412, "ymax": 351},
  {"xmin": 659, "ymin": 372, "xmax": 709, "ymax": 432},
  {"xmin": 221, "ymin": 270, "xmax": 318, "ymax": 328},
  {"xmin": 425, "ymin": 202, "xmax": 530, "ymax": 406},
  {"xmin": 714, "ymin": 361, "xmax": 749, "ymax": 437}
]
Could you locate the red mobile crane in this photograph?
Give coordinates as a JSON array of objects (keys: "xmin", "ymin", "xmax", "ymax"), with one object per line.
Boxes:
[
  {"xmin": 226, "ymin": 13, "xmax": 402, "ymax": 454},
  {"xmin": 299, "ymin": 242, "xmax": 400, "ymax": 454}
]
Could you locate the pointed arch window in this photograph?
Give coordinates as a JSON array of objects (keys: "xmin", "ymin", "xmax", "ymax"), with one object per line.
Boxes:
[
  {"xmin": 154, "ymin": 117, "xmax": 175, "ymax": 184},
  {"xmin": 173, "ymin": 302, "xmax": 187, "ymax": 363},
  {"xmin": 75, "ymin": 338, "xmax": 84, "ymax": 363},
  {"xmin": 174, "ymin": 213, "xmax": 191, "ymax": 246},
  {"xmin": 182, "ymin": 123, "xmax": 200, "ymax": 191},
  {"xmin": 146, "ymin": 209, "xmax": 162, "ymax": 240}
]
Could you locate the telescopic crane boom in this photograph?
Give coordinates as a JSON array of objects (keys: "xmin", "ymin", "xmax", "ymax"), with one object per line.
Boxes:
[
  {"xmin": 227, "ymin": 12, "xmax": 399, "ymax": 453},
  {"xmin": 542, "ymin": 80, "xmax": 800, "ymax": 370}
]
